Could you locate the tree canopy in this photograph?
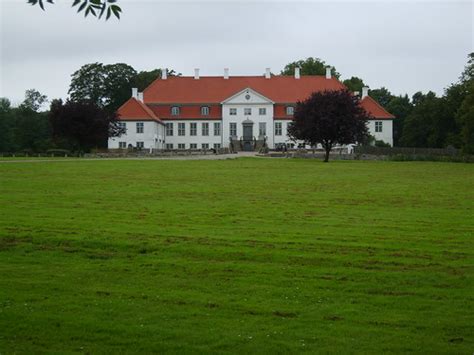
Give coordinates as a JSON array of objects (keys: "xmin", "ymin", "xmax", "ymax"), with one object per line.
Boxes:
[
  {"xmin": 281, "ymin": 57, "xmax": 340, "ymax": 79},
  {"xmin": 49, "ymin": 99, "xmax": 124, "ymax": 152},
  {"xmin": 342, "ymin": 77, "xmax": 366, "ymax": 93},
  {"xmin": 288, "ymin": 89, "xmax": 369, "ymax": 161},
  {"xmin": 27, "ymin": 0, "xmax": 121, "ymax": 20}
]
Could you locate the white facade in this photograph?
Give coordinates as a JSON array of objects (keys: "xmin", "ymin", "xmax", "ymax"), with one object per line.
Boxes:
[
  {"xmin": 162, "ymin": 120, "xmax": 223, "ymax": 149},
  {"xmin": 221, "ymin": 88, "xmax": 274, "ymax": 148},
  {"xmin": 109, "ymin": 86, "xmax": 394, "ymax": 150},
  {"xmin": 108, "ymin": 121, "xmax": 164, "ymax": 149},
  {"xmin": 368, "ymin": 119, "xmax": 393, "ymax": 146}
]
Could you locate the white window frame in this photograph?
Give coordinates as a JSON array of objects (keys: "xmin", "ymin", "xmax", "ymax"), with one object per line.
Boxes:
[
  {"xmin": 230, "ymin": 122, "xmax": 237, "ymax": 137},
  {"xmin": 171, "ymin": 106, "xmax": 180, "ymax": 116},
  {"xmin": 190, "ymin": 143, "xmax": 197, "ymax": 149},
  {"xmin": 214, "ymin": 122, "xmax": 221, "ymax": 136},
  {"xmin": 165, "ymin": 122, "xmax": 174, "ymax": 136},
  {"xmin": 375, "ymin": 121, "xmax": 383, "ymax": 133},
  {"xmin": 213, "ymin": 143, "xmax": 221, "ymax": 149},
  {"xmin": 136, "ymin": 141, "xmax": 144, "ymax": 149},
  {"xmin": 119, "ymin": 141, "xmax": 126, "ymax": 149},
  {"xmin": 202, "ymin": 143, "xmax": 209, "ymax": 149},
  {"xmin": 136, "ymin": 122, "xmax": 144, "ymax": 134},
  {"xmin": 275, "ymin": 122, "xmax": 282, "ymax": 136},
  {"xmin": 202, "ymin": 122, "xmax": 209, "ymax": 136},
  {"xmin": 229, "ymin": 108, "xmax": 237, "ymax": 115},
  {"xmin": 190, "ymin": 122, "xmax": 197, "ymax": 136},
  {"xmin": 178, "ymin": 143, "xmax": 186, "ymax": 149},
  {"xmin": 259, "ymin": 108, "xmax": 266, "ymax": 115},
  {"xmin": 286, "ymin": 106, "xmax": 294, "ymax": 116},
  {"xmin": 244, "ymin": 108, "xmax": 252, "ymax": 116},
  {"xmin": 165, "ymin": 143, "xmax": 174, "ymax": 150},
  {"xmin": 118, "ymin": 122, "xmax": 126, "ymax": 131},
  {"xmin": 178, "ymin": 122, "xmax": 185, "ymax": 136},
  {"xmin": 201, "ymin": 106, "xmax": 210, "ymax": 116},
  {"xmin": 259, "ymin": 122, "xmax": 266, "ymax": 136}
]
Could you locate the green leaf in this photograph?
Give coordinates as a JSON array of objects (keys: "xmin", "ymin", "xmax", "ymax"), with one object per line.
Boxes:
[
  {"xmin": 106, "ymin": 6, "xmax": 111, "ymax": 20},
  {"xmin": 111, "ymin": 4, "xmax": 121, "ymax": 18},
  {"xmin": 77, "ymin": 0, "xmax": 87, "ymax": 13},
  {"xmin": 72, "ymin": 0, "xmax": 81, "ymax": 7}
]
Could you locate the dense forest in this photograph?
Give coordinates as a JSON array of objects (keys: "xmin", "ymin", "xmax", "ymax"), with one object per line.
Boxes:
[{"xmin": 0, "ymin": 54, "xmax": 473, "ymax": 153}]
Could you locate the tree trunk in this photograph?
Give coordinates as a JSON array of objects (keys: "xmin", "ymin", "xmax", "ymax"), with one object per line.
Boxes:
[{"xmin": 324, "ymin": 147, "xmax": 330, "ymax": 162}]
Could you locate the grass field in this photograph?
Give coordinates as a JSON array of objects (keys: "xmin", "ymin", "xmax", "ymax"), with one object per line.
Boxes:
[{"xmin": 0, "ymin": 158, "xmax": 473, "ymax": 353}]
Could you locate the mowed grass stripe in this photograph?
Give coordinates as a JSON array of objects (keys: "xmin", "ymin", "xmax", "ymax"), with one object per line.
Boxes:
[{"xmin": 0, "ymin": 158, "xmax": 473, "ymax": 353}]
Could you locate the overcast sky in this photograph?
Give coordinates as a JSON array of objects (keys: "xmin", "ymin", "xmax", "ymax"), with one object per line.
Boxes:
[{"xmin": 1, "ymin": 0, "xmax": 473, "ymax": 107}]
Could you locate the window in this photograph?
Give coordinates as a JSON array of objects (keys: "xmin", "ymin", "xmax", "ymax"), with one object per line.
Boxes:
[
  {"xmin": 230, "ymin": 122, "xmax": 237, "ymax": 137},
  {"xmin": 201, "ymin": 106, "xmax": 210, "ymax": 116},
  {"xmin": 202, "ymin": 143, "xmax": 209, "ymax": 149},
  {"xmin": 214, "ymin": 122, "xmax": 221, "ymax": 136},
  {"xmin": 375, "ymin": 121, "xmax": 383, "ymax": 133},
  {"xmin": 136, "ymin": 122, "xmax": 144, "ymax": 134},
  {"xmin": 275, "ymin": 122, "xmax": 282, "ymax": 136},
  {"xmin": 259, "ymin": 122, "xmax": 266, "ymax": 136},
  {"xmin": 202, "ymin": 122, "xmax": 209, "ymax": 136},
  {"xmin": 286, "ymin": 106, "xmax": 294, "ymax": 116},
  {"xmin": 244, "ymin": 108, "xmax": 252, "ymax": 115},
  {"xmin": 166, "ymin": 143, "xmax": 173, "ymax": 150},
  {"xmin": 171, "ymin": 106, "xmax": 180, "ymax": 116},
  {"xmin": 178, "ymin": 143, "xmax": 186, "ymax": 149},
  {"xmin": 229, "ymin": 108, "xmax": 237, "ymax": 115},
  {"xmin": 259, "ymin": 108, "xmax": 266, "ymax": 115},
  {"xmin": 190, "ymin": 123, "xmax": 197, "ymax": 136},
  {"xmin": 190, "ymin": 143, "xmax": 197, "ymax": 149},
  {"xmin": 136, "ymin": 141, "xmax": 144, "ymax": 149},
  {"xmin": 178, "ymin": 122, "xmax": 185, "ymax": 136},
  {"xmin": 119, "ymin": 142, "xmax": 126, "ymax": 149},
  {"xmin": 165, "ymin": 123, "xmax": 173, "ymax": 136},
  {"xmin": 213, "ymin": 143, "xmax": 221, "ymax": 149},
  {"xmin": 118, "ymin": 122, "xmax": 126, "ymax": 131}
]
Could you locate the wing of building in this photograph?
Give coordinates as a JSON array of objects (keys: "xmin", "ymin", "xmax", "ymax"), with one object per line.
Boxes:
[{"xmin": 108, "ymin": 68, "xmax": 395, "ymax": 151}]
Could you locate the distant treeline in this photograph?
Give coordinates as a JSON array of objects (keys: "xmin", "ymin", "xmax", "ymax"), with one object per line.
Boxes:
[{"xmin": 0, "ymin": 55, "xmax": 473, "ymax": 153}]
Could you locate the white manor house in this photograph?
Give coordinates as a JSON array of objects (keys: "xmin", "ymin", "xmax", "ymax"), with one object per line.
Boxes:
[{"xmin": 108, "ymin": 68, "xmax": 394, "ymax": 151}]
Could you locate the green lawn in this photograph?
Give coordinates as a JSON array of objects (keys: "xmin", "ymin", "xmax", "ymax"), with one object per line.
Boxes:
[{"xmin": 0, "ymin": 158, "xmax": 473, "ymax": 353}]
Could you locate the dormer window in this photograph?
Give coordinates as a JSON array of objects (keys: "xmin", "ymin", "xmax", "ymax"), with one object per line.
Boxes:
[
  {"xmin": 201, "ymin": 106, "xmax": 210, "ymax": 116},
  {"xmin": 286, "ymin": 106, "xmax": 294, "ymax": 116},
  {"xmin": 171, "ymin": 106, "xmax": 180, "ymax": 116}
]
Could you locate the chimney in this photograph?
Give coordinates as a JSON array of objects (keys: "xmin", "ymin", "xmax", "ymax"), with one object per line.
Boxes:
[
  {"xmin": 295, "ymin": 67, "xmax": 300, "ymax": 79},
  {"xmin": 137, "ymin": 92, "xmax": 144, "ymax": 102},
  {"xmin": 362, "ymin": 87, "xmax": 369, "ymax": 99},
  {"xmin": 325, "ymin": 66, "xmax": 331, "ymax": 79},
  {"xmin": 224, "ymin": 68, "xmax": 229, "ymax": 79},
  {"xmin": 265, "ymin": 68, "xmax": 271, "ymax": 79},
  {"xmin": 194, "ymin": 68, "xmax": 200, "ymax": 79},
  {"xmin": 354, "ymin": 91, "xmax": 360, "ymax": 97},
  {"xmin": 161, "ymin": 69, "xmax": 167, "ymax": 80},
  {"xmin": 132, "ymin": 87, "xmax": 138, "ymax": 99}
]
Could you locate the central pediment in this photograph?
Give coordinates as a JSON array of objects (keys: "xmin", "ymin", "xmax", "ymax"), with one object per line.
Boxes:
[{"xmin": 221, "ymin": 87, "xmax": 274, "ymax": 105}]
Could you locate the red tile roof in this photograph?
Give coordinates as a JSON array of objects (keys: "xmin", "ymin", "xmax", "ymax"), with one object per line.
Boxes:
[
  {"xmin": 148, "ymin": 104, "xmax": 221, "ymax": 120},
  {"xmin": 360, "ymin": 96, "xmax": 395, "ymax": 119},
  {"xmin": 117, "ymin": 98, "xmax": 163, "ymax": 123},
  {"xmin": 143, "ymin": 75, "xmax": 346, "ymax": 104},
  {"xmin": 117, "ymin": 76, "xmax": 395, "ymax": 121}
]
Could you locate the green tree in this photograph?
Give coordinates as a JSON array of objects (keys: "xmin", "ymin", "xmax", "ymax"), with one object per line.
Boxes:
[
  {"xmin": 369, "ymin": 87, "xmax": 392, "ymax": 108},
  {"xmin": 133, "ymin": 69, "xmax": 180, "ymax": 91},
  {"xmin": 342, "ymin": 76, "xmax": 366, "ymax": 93},
  {"xmin": 49, "ymin": 99, "xmax": 124, "ymax": 152},
  {"xmin": 457, "ymin": 81, "xmax": 474, "ymax": 153},
  {"xmin": 385, "ymin": 95, "xmax": 412, "ymax": 146},
  {"xmin": 0, "ymin": 98, "xmax": 15, "ymax": 152},
  {"xmin": 21, "ymin": 89, "xmax": 48, "ymax": 112},
  {"xmin": 27, "ymin": 0, "xmax": 121, "ymax": 20},
  {"xmin": 281, "ymin": 57, "xmax": 340, "ymax": 79},
  {"xmin": 288, "ymin": 89, "xmax": 369, "ymax": 162},
  {"xmin": 69, "ymin": 63, "xmax": 137, "ymax": 113}
]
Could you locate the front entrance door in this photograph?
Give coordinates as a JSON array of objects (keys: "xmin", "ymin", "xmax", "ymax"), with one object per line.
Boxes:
[{"xmin": 242, "ymin": 122, "xmax": 254, "ymax": 151}]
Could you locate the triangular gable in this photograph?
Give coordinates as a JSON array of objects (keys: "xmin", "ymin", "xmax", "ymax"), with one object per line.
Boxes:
[
  {"xmin": 360, "ymin": 96, "xmax": 395, "ymax": 120},
  {"xmin": 117, "ymin": 98, "xmax": 163, "ymax": 124},
  {"xmin": 221, "ymin": 87, "xmax": 274, "ymax": 104}
]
